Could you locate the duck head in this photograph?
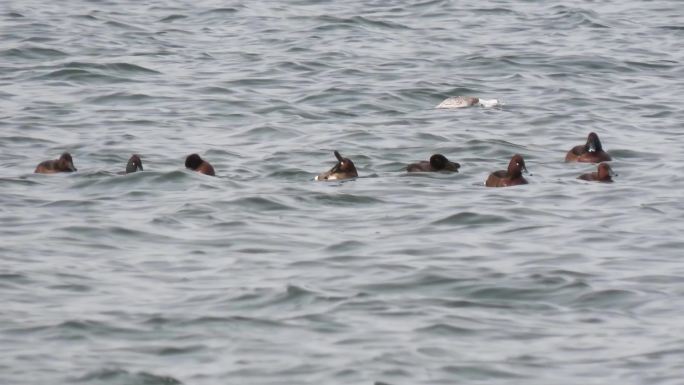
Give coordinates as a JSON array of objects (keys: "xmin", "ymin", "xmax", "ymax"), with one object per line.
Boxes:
[
  {"xmin": 185, "ymin": 154, "xmax": 203, "ymax": 170},
  {"xmin": 429, "ymin": 154, "xmax": 460, "ymax": 171},
  {"xmin": 126, "ymin": 154, "xmax": 143, "ymax": 173},
  {"xmin": 58, "ymin": 152, "xmax": 77, "ymax": 172},
  {"xmin": 507, "ymin": 154, "xmax": 528, "ymax": 178},
  {"xmin": 315, "ymin": 150, "xmax": 358, "ymax": 181},
  {"xmin": 597, "ymin": 162, "xmax": 616, "ymax": 181},
  {"xmin": 585, "ymin": 132, "xmax": 603, "ymax": 153}
]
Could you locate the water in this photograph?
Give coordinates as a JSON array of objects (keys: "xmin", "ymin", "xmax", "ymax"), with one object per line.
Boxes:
[{"xmin": 2, "ymin": 1, "xmax": 684, "ymax": 384}]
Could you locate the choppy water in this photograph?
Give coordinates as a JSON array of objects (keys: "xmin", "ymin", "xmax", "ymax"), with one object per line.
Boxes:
[{"xmin": 2, "ymin": 1, "xmax": 684, "ymax": 384}]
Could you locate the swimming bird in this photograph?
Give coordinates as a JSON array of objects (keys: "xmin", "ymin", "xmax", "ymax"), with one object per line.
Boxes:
[
  {"xmin": 565, "ymin": 132, "xmax": 612, "ymax": 163},
  {"xmin": 315, "ymin": 150, "xmax": 358, "ymax": 181},
  {"xmin": 436, "ymin": 96, "xmax": 500, "ymax": 109},
  {"xmin": 125, "ymin": 154, "xmax": 143, "ymax": 174},
  {"xmin": 34, "ymin": 152, "xmax": 77, "ymax": 174},
  {"xmin": 485, "ymin": 154, "xmax": 528, "ymax": 187},
  {"xmin": 407, "ymin": 154, "xmax": 460, "ymax": 172},
  {"xmin": 185, "ymin": 154, "xmax": 215, "ymax": 176},
  {"xmin": 578, "ymin": 162, "xmax": 615, "ymax": 182}
]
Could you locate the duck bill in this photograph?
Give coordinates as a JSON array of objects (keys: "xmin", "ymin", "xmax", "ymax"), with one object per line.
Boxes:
[
  {"xmin": 69, "ymin": 163, "xmax": 77, "ymax": 172},
  {"xmin": 446, "ymin": 161, "xmax": 460, "ymax": 171},
  {"xmin": 138, "ymin": 164, "xmax": 143, "ymax": 171}
]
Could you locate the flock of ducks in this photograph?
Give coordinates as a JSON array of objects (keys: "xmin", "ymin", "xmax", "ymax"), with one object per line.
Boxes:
[
  {"xmin": 34, "ymin": 132, "xmax": 616, "ymax": 187},
  {"xmin": 312, "ymin": 130, "xmax": 615, "ymax": 186}
]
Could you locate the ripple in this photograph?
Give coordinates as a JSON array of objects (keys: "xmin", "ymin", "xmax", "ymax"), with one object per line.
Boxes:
[
  {"xmin": 104, "ymin": 20, "xmax": 147, "ymax": 31},
  {"xmin": 432, "ymin": 212, "xmax": 509, "ymax": 226},
  {"xmin": 74, "ymin": 369, "xmax": 182, "ymax": 384},
  {"xmin": 159, "ymin": 14, "xmax": 188, "ymax": 23},
  {"xmin": 414, "ymin": 323, "xmax": 476, "ymax": 336},
  {"xmin": 48, "ymin": 283, "xmax": 92, "ymax": 292},
  {"xmin": 306, "ymin": 192, "xmax": 385, "ymax": 205},
  {"xmin": 133, "ymin": 344, "xmax": 206, "ymax": 356},
  {"xmin": 572, "ymin": 289, "xmax": 641, "ymax": 309},
  {"xmin": 179, "ymin": 315, "xmax": 287, "ymax": 329},
  {"xmin": 225, "ymin": 196, "xmax": 293, "ymax": 211},
  {"xmin": 0, "ymin": 46, "xmax": 68, "ymax": 59},
  {"xmin": 33, "ymin": 61, "xmax": 159, "ymax": 83},
  {"xmin": 314, "ymin": 15, "xmax": 413, "ymax": 31},
  {"xmin": 0, "ymin": 273, "xmax": 32, "ymax": 289},
  {"xmin": 85, "ymin": 92, "xmax": 167, "ymax": 105},
  {"xmin": 37, "ymin": 320, "xmax": 144, "ymax": 340},
  {"xmin": 442, "ymin": 365, "xmax": 526, "ymax": 380},
  {"xmin": 35, "ymin": 68, "xmax": 129, "ymax": 83}
]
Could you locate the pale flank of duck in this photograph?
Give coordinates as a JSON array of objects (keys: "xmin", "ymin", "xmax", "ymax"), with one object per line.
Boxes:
[
  {"xmin": 314, "ymin": 174, "xmax": 338, "ymax": 181},
  {"xmin": 435, "ymin": 96, "xmax": 500, "ymax": 109}
]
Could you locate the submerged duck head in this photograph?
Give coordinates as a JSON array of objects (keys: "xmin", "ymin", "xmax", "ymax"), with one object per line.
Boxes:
[{"xmin": 315, "ymin": 150, "xmax": 358, "ymax": 181}]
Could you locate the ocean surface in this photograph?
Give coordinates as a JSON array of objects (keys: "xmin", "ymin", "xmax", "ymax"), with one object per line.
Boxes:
[{"xmin": 2, "ymin": 1, "xmax": 684, "ymax": 384}]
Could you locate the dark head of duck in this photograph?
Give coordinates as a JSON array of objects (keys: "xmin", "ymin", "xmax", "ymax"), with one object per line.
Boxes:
[
  {"xmin": 58, "ymin": 153, "xmax": 77, "ymax": 171},
  {"xmin": 430, "ymin": 154, "xmax": 460, "ymax": 171},
  {"xmin": 507, "ymin": 154, "xmax": 527, "ymax": 177},
  {"xmin": 126, "ymin": 154, "xmax": 143, "ymax": 173},
  {"xmin": 585, "ymin": 132, "xmax": 603, "ymax": 153}
]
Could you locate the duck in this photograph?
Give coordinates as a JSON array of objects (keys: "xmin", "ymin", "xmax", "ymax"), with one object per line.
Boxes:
[
  {"xmin": 485, "ymin": 154, "xmax": 528, "ymax": 187},
  {"xmin": 185, "ymin": 154, "xmax": 215, "ymax": 176},
  {"xmin": 436, "ymin": 96, "xmax": 500, "ymax": 109},
  {"xmin": 407, "ymin": 154, "xmax": 460, "ymax": 172},
  {"xmin": 34, "ymin": 152, "xmax": 77, "ymax": 174},
  {"xmin": 125, "ymin": 154, "xmax": 143, "ymax": 174},
  {"xmin": 565, "ymin": 132, "xmax": 612, "ymax": 163},
  {"xmin": 578, "ymin": 162, "xmax": 615, "ymax": 182},
  {"xmin": 315, "ymin": 150, "xmax": 358, "ymax": 181}
]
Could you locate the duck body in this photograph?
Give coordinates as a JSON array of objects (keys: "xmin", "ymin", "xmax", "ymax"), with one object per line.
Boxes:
[
  {"xmin": 485, "ymin": 154, "xmax": 528, "ymax": 187},
  {"xmin": 35, "ymin": 153, "xmax": 77, "ymax": 174},
  {"xmin": 578, "ymin": 162, "xmax": 615, "ymax": 182},
  {"xmin": 407, "ymin": 154, "xmax": 460, "ymax": 172},
  {"xmin": 436, "ymin": 96, "xmax": 500, "ymax": 109},
  {"xmin": 565, "ymin": 132, "xmax": 612, "ymax": 163}
]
